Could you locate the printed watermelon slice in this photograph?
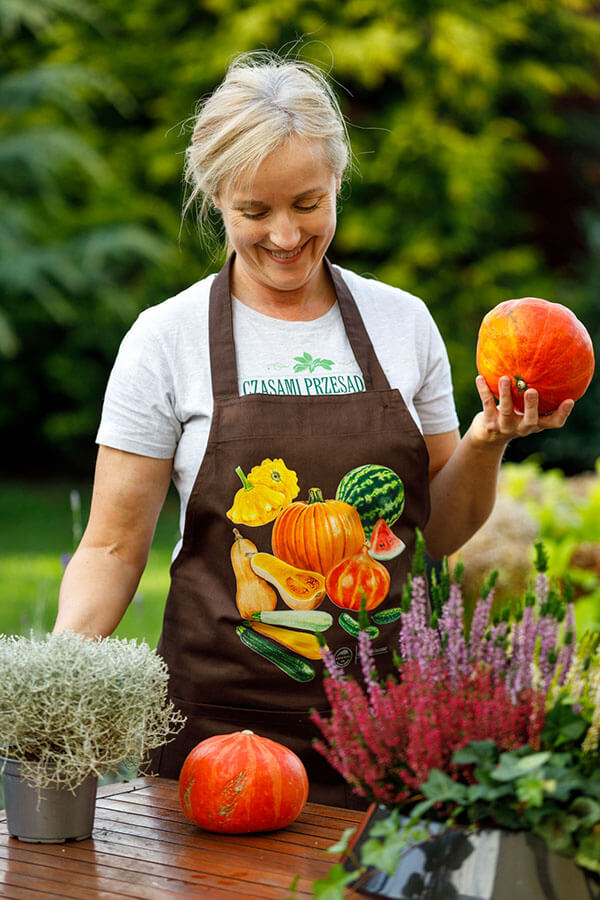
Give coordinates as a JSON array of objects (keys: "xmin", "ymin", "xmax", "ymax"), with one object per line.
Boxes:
[{"xmin": 368, "ymin": 518, "xmax": 406, "ymax": 560}]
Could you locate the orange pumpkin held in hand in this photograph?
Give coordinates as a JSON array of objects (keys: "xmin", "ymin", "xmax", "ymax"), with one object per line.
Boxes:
[
  {"xmin": 326, "ymin": 543, "xmax": 391, "ymax": 611},
  {"xmin": 178, "ymin": 730, "xmax": 308, "ymax": 834},
  {"xmin": 476, "ymin": 297, "xmax": 594, "ymax": 416}
]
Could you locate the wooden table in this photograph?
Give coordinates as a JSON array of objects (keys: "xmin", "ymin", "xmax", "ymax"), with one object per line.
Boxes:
[{"xmin": 0, "ymin": 777, "xmax": 364, "ymax": 899}]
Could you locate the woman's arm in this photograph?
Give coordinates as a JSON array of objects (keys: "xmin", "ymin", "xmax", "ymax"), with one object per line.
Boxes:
[
  {"xmin": 54, "ymin": 446, "xmax": 173, "ymax": 638},
  {"xmin": 422, "ymin": 375, "xmax": 574, "ymax": 560}
]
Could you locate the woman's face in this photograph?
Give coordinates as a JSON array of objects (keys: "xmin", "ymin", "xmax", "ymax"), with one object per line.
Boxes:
[{"xmin": 214, "ymin": 136, "xmax": 340, "ymax": 303}]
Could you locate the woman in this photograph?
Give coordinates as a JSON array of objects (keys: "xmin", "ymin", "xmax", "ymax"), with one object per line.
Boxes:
[{"xmin": 54, "ymin": 52, "xmax": 573, "ymax": 806}]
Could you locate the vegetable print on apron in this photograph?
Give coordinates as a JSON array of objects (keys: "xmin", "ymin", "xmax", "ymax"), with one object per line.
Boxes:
[{"xmin": 153, "ymin": 255, "xmax": 430, "ymax": 807}]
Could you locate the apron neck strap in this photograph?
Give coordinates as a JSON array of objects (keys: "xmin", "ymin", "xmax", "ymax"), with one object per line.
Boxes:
[{"xmin": 209, "ymin": 254, "xmax": 391, "ymax": 399}]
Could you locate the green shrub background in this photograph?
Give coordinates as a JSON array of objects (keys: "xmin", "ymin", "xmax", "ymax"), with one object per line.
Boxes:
[{"xmin": 2, "ymin": 0, "xmax": 599, "ymax": 476}]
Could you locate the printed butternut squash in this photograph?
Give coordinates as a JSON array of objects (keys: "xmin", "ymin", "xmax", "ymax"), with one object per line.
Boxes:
[
  {"xmin": 250, "ymin": 553, "xmax": 325, "ymax": 611},
  {"xmin": 231, "ymin": 530, "xmax": 277, "ymax": 619}
]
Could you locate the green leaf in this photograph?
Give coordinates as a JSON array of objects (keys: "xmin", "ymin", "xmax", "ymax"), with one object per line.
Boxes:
[
  {"xmin": 543, "ymin": 698, "xmax": 589, "ymax": 750},
  {"xmin": 452, "ymin": 740, "xmax": 497, "ymax": 768},
  {"xmin": 575, "ymin": 833, "xmax": 600, "ymax": 874},
  {"xmin": 568, "ymin": 796, "xmax": 600, "ymax": 828},
  {"xmin": 312, "ymin": 863, "xmax": 359, "ymax": 900},
  {"xmin": 326, "ymin": 827, "xmax": 357, "ymax": 856},
  {"xmin": 492, "ymin": 751, "xmax": 551, "ymax": 782},
  {"xmin": 421, "ymin": 769, "xmax": 468, "ymax": 804},
  {"xmin": 284, "ymin": 873, "xmax": 300, "ymax": 899},
  {"xmin": 533, "ymin": 817, "xmax": 576, "ymax": 856},
  {"xmin": 361, "ymin": 828, "xmax": 414, "ymax": 877},
  {"xmin": 466, "ymin": 781, "xmax": 510, "ymax": 803},
  {"xmin": 515, "ymin": 773, "xmax": 546, "ymax": 808}
]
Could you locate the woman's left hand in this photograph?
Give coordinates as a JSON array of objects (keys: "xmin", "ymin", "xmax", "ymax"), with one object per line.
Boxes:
[{"xmin": 472, "ymin": 374, "xmax": 574, "ymax": 446}]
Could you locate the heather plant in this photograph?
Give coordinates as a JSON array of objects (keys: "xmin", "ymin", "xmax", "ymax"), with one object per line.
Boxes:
[
  {"xmin": 0, "ymin": 631, "xmax": 185, "ymax": 792},
  {"xmin": 311, "ymin": 532, "xmax": 600, "ymax": 885}
]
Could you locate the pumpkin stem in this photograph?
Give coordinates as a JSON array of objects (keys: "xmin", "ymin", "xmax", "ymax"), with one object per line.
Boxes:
[
  {"xmin": 307, "ymin": 487, "xmax": 324, "ymax": 504},
  {"xmin": 241, "ymin": 729, "xmax": 254, "ymax": 735},
  {"xmin": 514, "ymin": 375, "xmax": 528, "ymax": 394},
  {"xmin": 234, "ymin": 466, "xmax": 253, "ymax": 492}
]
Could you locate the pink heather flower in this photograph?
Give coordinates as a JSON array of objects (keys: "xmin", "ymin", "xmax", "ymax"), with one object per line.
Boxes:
[{"xmin": 312, "ymin": 655, "xmax": 546, "ymax": 807}]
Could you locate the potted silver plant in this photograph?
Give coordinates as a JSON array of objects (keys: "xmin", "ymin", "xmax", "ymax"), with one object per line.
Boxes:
[{"xmin": 0, "ymin": 631, "xmax": 185, "ymax": 843}]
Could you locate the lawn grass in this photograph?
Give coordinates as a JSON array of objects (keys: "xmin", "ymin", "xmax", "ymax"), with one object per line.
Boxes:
[{"xmin": 0, "ymin": 480, "xmax": 179, "ymax": 646}]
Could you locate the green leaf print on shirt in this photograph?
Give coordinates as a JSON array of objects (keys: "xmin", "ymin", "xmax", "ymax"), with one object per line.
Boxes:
[{"xmin": 293, "ymin": 352, "xmax": 334, "ymax": 373}]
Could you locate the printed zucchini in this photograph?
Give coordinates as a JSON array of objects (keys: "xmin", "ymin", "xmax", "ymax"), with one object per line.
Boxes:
[
  {"xmin": 372, "ymin": 607, "xmax": 403, "ymax": 625},
  {"xmin": 236, "ymin": 623, "xmax": 316, "ymax": 682},
  {"xmin": 251, "ymin": 609, "xmax": 333, "ymax": 632},
  {"xmin": 338, "ymin": 613, "xmax": 380, "ymax": 640}
]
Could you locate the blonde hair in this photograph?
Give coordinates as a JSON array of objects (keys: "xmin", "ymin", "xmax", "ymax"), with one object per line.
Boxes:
[{"xmin": 183, "ymin": 50, "xmax": 351, "ymax": 240}]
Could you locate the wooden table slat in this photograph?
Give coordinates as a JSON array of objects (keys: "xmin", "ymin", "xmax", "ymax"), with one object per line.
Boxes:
[
  {"xmin": 96, "ymin": 798, "xmax": 348, "ymax": 850},
  {"xmin": 92, "ymin": 809, "xmax": 336, "ymax": 863},
  {"xmin": 0, "ymin": 778, "xmax": 364, "ymax": 900}
]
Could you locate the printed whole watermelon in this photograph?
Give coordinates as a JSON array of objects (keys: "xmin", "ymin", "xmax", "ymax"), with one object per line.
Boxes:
[{"xmin": 335, "ymin": 465, "xmax": 404, "ymax": 539}]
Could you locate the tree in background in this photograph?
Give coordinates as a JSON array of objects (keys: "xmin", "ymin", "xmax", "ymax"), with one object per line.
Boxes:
[
  {"xmin": 2, "ymin": 0, "xmax": 599, "ymax": 474},
  {"xmin": 0, "ymin": 0, "xmax": 173, "ymax": 472}
]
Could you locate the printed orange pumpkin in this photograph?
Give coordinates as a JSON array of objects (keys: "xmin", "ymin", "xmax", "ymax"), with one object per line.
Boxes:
[
  {"xmin": 476, "ymin": 297, "xmax": 595, "ymax": 416},
  {"xmin": 325, "ymin": 543, "xmax": 391, "ymax": 611},
  {"xmin": 272, "ymin": 487, "xmax": 365, "ymax": 576},
  {"xmin": 179, "ymin": 730, "xmax": 308, "ymax": 834}
]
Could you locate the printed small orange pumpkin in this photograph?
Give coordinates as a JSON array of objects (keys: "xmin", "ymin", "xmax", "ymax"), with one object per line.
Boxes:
[
  {"xmin": 476, "ymin": 297, "xmax": 594, "ymax": 416},
  {"xmin": 272, "ymin": 487, "xmax": 365, "ymax": 576},
  {"xmin": 325, "ymin": 543, "xmax": 391, "ymax": 611},
  {"xmin": 179, "ymin": 730, "xmax": 308, "ymax": 834}
]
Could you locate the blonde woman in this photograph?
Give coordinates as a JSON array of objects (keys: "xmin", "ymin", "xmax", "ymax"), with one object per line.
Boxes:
[{"xmin": 55, "ymin": 52, "xmax": 573, "ymax": 806}]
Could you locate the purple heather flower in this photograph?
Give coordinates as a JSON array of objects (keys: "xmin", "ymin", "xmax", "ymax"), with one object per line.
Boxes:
[
  {"xmin": 509, "ymin": 604, "xmax": 537, "ymax": 699},
  {"xmin": 321, "ymin": 644, "xmax": 345, "ymax": 681},
  {"xmin": 556, "ymin": 603, "xmax": 576, "ymax": 685},
  {"xmin": 439, "ymin": 582, "xmax": 468, "ymax": 686},
  {"xmin": 535, "ymin": 571, "xmax": 550, "ymax": 605},
  {"xmin": 399, "ymin": 574, "xmax": 440, "ymax": 663},
  {"xmin": 358, "ymin": 629, "xmax": 381, "ymax": 713},
  {"xmin": 469, "ymin": 588, "xmax": 495, "ymax": 663},
  {"xmin": 537, "ymin": 615, "xmax": 560, "ymax": 691}
]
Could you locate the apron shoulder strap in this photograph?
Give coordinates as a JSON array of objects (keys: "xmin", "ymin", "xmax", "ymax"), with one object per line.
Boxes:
[
  {"xmin": 208, "ymin": 256, "xmax": 238, "ymax": 400},
  {"xmin": 325, "ymin": 260, "xmax": 391, "ymax": 393},
  {"xmin": 209, "ymin": 255, "xmax": 391, "ymax": 399}
]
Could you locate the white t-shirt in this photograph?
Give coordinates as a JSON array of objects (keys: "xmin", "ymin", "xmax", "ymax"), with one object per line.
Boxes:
[{"xmin": 97, "ymin": 264, "xmax": 459, "ymax": 541}]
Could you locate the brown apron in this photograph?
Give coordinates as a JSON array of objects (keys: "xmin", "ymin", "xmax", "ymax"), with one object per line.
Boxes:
[{"xmin": 152, "ymin": 255, "xmax": 430, "ymax": 808}]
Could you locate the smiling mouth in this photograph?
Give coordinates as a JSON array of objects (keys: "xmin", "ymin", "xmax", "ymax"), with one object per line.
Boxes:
[{"xmin": 263, "ymin": 243, "xmax": 306, "ymax": 261}]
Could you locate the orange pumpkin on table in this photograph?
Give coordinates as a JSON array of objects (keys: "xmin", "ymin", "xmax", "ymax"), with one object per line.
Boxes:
[
  {"xmin": 476, "ymin": 297, "xmax": 594, "ymax": 416},
  {"xmin": 272, "ymin": 487, "xmax": 365, "ymax": 576},
  {"xmin": 179, "ymin": 730, "xmax": 308, "ymax": 834}
]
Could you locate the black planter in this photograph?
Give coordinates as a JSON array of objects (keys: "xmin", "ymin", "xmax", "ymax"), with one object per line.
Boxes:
[{"xmin": 342, "ymin": 805, "xmax": 600, "ymax": 900}]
